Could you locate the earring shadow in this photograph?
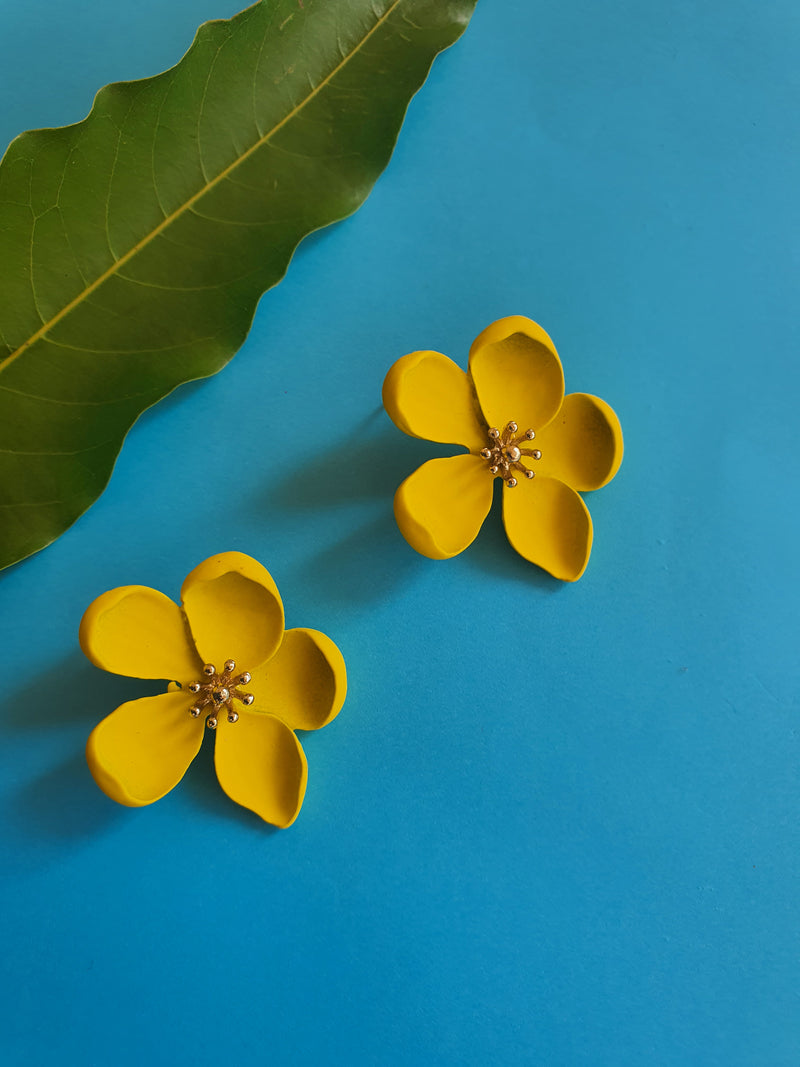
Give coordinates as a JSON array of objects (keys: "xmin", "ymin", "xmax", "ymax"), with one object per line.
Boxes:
[
  {"xmin": 11, "ymin": 752, "xmax": 125, "ymax": 853},
  {"xmin": 271, "ymin": 412, "xmax": 445, "ymax": 512},
  {"xmin": 8, "ymin": 652, "xmax": 162, "ymax": 731},
  {"xmin": 455, "ymin": 480, "xmax": 564, "ymax": 593},
  {"xmin": 301, "ymin": 509, "xmax": 426, "ymax": 605},
  {"xmin": 180, "ymin": 737, "xmax": 281, "ymax": 834},
  {"xmin": 270, "ymin": 413, "xmax": 562, "ymax": 593},
  {"xmin": 8, "ymin": 654, "xmax": 160, "ymax": 857},
  {"xmin": 263, "ymin": 415, "xmax": 445, "ymax": 606}
]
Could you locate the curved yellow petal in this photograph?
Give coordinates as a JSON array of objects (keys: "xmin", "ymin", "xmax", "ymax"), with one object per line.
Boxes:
[
  {"xmin": 502, "ymin": 476, "xmax": 593, "ymax": 581},
  {"xmin": 468, "ymin": 316, "xmax": 565, "ymax": 434},
  {"xmin": 86, "ymin": 691, "xmax": 205, "ymax": 807},
  {"xmin": 533, "ymin": 393, "xmax": 623, "ymax": 491},
  {"xmin": 382, "ymin": 350, "xmax": 486, "ymax": 450},
  {"xmin": 214, "ymin": 712, "xmax": 308, "ymax": 827},
  {"xmin": 79, "ymin": 586, "xmax": 201, "ymax": 681},
  {"xmin": 394, "ymin": 454, "xmax": 494, "ymax": 560},
  {"xmin": 248, "ymin": 628, "xmax": 347, "ymax": 732},
  {"xmin": 181, "ymin": 552, "xmax": 284, "ymax": 672}
]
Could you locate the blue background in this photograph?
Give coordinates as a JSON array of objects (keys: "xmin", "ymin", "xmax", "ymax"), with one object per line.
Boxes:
[{"xmin": 1, "ymin": 1, "xmax": 798, "ymax": 1063}]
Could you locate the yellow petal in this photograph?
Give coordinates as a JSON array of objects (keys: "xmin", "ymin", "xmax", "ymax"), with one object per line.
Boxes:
[
  {"xmin": 79, "ymin": 585, "xmax": 201, "ymax": 681},
  {"xmin": 214, "ymin": 712, "xmax": 308, "ymax": 827},
  {"xmin": 181, "ymin": 552, "xmax": 285, "ymax": 672},
  {"xmin": 382, "ymin": 350, "xmax": 486, "ymax": 450},
  {"xmin": 533, "ymin": 393, "xmax": 623, "ymax": 491},
  {"xmin": 468, "ymin": 316, "xmax": 565, "ymax": 434},
  {"xmin": 86, "ymin": 691, "xmax": 205, "ymax": 807},
  {"xmin": 394, "ymin": 454, "xmax": 494, "ymax": 559},
  {"xmin": 248, "ymin": 628, "xmax": 347, "ymax": 732},
  {"xmin": 502, "ymin": 476, "xmax": 593, "ymax": 581}
]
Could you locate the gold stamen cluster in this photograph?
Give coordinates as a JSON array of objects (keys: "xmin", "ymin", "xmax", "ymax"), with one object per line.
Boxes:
[
  {"xmin": 186, "ymin": 660, "xmax": 254, "ymax": 730},
  {"xmin": 479, "ymin": 421, "xmax": 542, "ymax": 487}
]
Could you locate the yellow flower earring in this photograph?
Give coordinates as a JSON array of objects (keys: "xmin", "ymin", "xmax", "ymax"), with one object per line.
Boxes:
[
  {"xmin": 382, "ymin": 316, "xmax": 623, "ymax": 581},
  {"xmin": 81, "ymin": 552, "xmax": 346, "ymax": 827}
]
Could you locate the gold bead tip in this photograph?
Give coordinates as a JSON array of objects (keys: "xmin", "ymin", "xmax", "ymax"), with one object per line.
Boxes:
[
  {"xmin": 203, "ymin": 664, "xmax": 215, "ymax": 676},
  {"xmin": 506, "ymin": 477, "xmax": 518, "ymax": 488},
  {"xmin": 206, "ymin": 716, "xmax": 218, "ymax": 730},
  {"xmin": 525, "ymin": 429, "xmax": 536, "ymax": 440},
  {"xmin": 489, "ymin": 428, "xmax": 500, "ymax": 439},
  {"xmin": 224, "ymin": 659, "xmax": 236, "ymax": 673},
  {"xmin": 507, "ymin": 421, "xmax": 518, "ymax": 434},
  {"xmin": 525, "ymin": 469, "xmax": 535, "ymax": 479},
  {"xmin": 480, "ymin": 448, "xmax": 492, "ymax": 459},
  {"xmin": 532, "ymin": 449, "xmax": 542, "ymax": 460},
  {"xmin": 238, "ymin": 672, "xmax": 251, "ymax": 685},
  {"xmin": 227, "ymin": 711, "xmax": 239, "ymax": 724}
]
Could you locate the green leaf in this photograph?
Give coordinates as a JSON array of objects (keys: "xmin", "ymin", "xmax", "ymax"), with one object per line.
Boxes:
[{"xmin": 0, "ymin": 0, "xmax": 476, "ymax": 570}]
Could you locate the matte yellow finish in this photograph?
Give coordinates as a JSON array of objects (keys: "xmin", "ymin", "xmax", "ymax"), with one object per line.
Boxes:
[
  {"xmin": 532, "ymin": 393, "xmax": 624, "ymax": 491},
  {"xmin": 181, "ymin": 551, "xmax": 284, "ymax": 670},
  {"xmin": 394, "ymin": 455, "xmax": 494, "ymax": 559},
  {"xmin": 86, "ymin": 691, "xmax": 205, "ymax": 807},
  {"xmin": 503, "ymin": 475, "xmax": 593, "ymax": 581},
  {"xmin": 79, "ymin": 585, "xmax": 201, "ymax": 681},
  {"xmin": 81, "ymin": 552, "xmax": 347, "ymax": 826},
  {"xmin": 247, "ymin": 628, "xmax": 347, "ymax": 731},
  {"xmin": 381, "ymin": 350, "xmax": 486, "ymax": 450},
  {"xmin": 382, "ymin": 317, "xmax": 623, "ymax": 579},
  {"xmin": 468, "ymin": 315, "xmax": 565, "ymax": 434},
  {"xmin": 214, "ymin": 712, "xmax": 308, "ymax": 828}
]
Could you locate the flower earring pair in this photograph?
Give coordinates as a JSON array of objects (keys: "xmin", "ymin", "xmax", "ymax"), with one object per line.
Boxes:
[{"xmin": 82, "ymin": 316, "xmax": 622, "ymax": 827}]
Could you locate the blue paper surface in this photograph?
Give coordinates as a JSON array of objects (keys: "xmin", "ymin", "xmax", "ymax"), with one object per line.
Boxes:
[{"xmin": 1, "ymin": 1, "xmax": 799, "ymax": 1063}]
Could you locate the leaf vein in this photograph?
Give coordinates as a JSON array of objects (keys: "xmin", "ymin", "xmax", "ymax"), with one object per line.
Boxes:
[
  {"xmin": 0, "ymin": 383, "xmax": 155, "ymax": 405},
  {"xmin": 0, "ymin": 441, "xmax": 114, "ymax": 457},
  {"xmin": 196, "ymin": 36, "xmax": 229, "ymax": 185},
  {"xmin": 185, "ymin": 205, "xmax": 277, "ymax": 229},
  {"xmin": 103, "ymin": 118, "xmax": 128, "ymax": 261},
  {"xmin": 26, "ymin": 162, "xmax": 47, "ymax": 326},
  {"xmin": 253, "ymin": 1, "xmax": 281, "ymax": 139},
  {"xmin": 42, "ymin": 333, "xmax": 220, "ymax": 355},
  {"xmin": 55, "ymin": 206, "xmax": 89, "ymax": 287},
  {"xmin": 0, "ymin": 500, "xmax": 63, "ymax": 509},
  {"xmin": 150, "ymin": 79, "xmax": 174, "ymax": 221}
]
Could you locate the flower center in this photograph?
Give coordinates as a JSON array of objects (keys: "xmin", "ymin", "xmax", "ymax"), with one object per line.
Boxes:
[
  {"xmin": 186, "ymin": 660, "xmax": 254, "ymax": 729},
  {"xmin": 479, "ymin": 421, "xmax": 542, "ymax": 487}
]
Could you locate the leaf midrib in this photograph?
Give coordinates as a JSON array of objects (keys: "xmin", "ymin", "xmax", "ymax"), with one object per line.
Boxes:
[{"xmin": 0, "ymin": 0, "xmax": 403, "ymax": 375}]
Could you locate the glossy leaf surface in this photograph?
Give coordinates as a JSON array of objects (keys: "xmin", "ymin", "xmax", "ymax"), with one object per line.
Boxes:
[{"xmin": 0, "ymin": 0, "xmax": 476, "ymax": 569}]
